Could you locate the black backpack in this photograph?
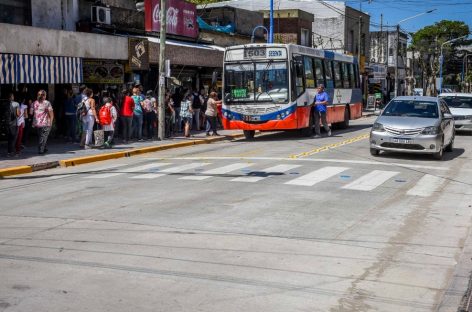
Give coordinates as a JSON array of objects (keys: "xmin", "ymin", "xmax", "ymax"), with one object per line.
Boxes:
[
  {"xmin": 9, "ymin": 101, "xmax": 18, "ymax": 127},
  {"xmin": 192, "ymin": 93, "xmax": 202, "ymax": 109},
  {"xmin": 76, "ymin": 98, "xmax": 88, "ymax": 120}
]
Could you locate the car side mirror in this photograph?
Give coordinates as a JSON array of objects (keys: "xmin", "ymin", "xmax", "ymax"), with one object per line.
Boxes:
[{"xmin": 443, "ymin": 113, "xmax": 453, "ymax": 119}]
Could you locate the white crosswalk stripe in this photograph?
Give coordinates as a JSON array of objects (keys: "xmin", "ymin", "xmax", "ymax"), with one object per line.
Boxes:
[
  {"xmin": 342, "ymin": 170, "xmax": 399, "ymax": 191},
  {"xmin": 82, "ymin": 163, "xmax": 128, "ymax": 179},
  {"xmin": 406, "ymin": 174, "xmax": 445, "ymax": 197},
  {"xmin": 86, "ymin": 163, "xmax": 171, "ymax": 179},
  {"xmin": 180, "ymin": 163, "xmax": 252, "ymax": 181},
  {"xmin": 285, "ymin": 166, "xmax": 349, "ymax": 186},
  {"xmin": 231, "ymin": 164, "xmax": 301, "ymax": 183},
  {"xmin": 133, "ymin": 163, "xmax": 210, "ymax": 180}
]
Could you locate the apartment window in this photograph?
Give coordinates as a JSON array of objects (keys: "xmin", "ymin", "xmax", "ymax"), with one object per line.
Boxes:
[
  {"xmin": 301, "ymin": 28, "xmax": 309, "ymax": 47},
  {"xmin": 0, "ymin": 0, "xmax": 32, "ymax": 26}
]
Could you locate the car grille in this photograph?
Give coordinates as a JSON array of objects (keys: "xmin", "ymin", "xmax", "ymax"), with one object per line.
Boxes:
[
  {"xmin": 384, "ymin": 126, "xmax": 423, "ymax": 136},
  {"xmin": 453, "ymin": 115, "xmax": 472, "ymax": 120},
  {"xmin": 381, "ymin": 142, "xmax": 425, "ymax": 150}
]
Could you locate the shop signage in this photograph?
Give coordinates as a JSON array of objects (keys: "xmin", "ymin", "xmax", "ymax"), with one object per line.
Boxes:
[
  {"xmin": 371, "ymin": 64, "xmax": 387, "ymax": 79},
  {"xmin": 129, "ymin": 38, "xmax": 150, "ymax": 70},
  {"xmin": 83, "ymin": 60, "xmax": 124, "ymax": 84},
  {"xmin": 145, "ymin": 0, "xmax": 198, "ymax": 39}
]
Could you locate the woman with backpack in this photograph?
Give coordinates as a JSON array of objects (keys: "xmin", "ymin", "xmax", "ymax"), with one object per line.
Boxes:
[
  {"xmin": 99, "ymin": 97, "xmax": 118, "ymax": 148},
  {"xmin": 81, "ymin": 88, "xmax": 99, "ymax": 149}
]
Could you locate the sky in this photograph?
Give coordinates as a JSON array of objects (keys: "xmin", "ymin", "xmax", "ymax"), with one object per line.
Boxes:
[{"xmin": 342, "ymin": 0, "xmax": 472, "ymax": 33}]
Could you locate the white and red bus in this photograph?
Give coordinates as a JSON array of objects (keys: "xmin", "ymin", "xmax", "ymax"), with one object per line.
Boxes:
[{"xmin": 221, "ymin": 43, "xmax": 363, "ymax": 138}]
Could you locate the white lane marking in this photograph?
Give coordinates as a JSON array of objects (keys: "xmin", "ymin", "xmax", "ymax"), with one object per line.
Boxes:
[
  {"xmin": 342, "ymin": 170, "xmax": 399, "ymax": 191},
  {"xmin": 162, "ymin": 157, "xmax": 448, "ymax": 171},
  {"xmin": 232, "ymin": 164, "xmax": 301, "ymax": 183},
  {"xmin": 82, "ymin": 163, "xmax": 129, "ymax": 178},
  {"xmin": 407, "ymin": 174, "xmax": 445, "ymax": 197},
  {"xmin": 86, "ymin": 163, "xmax": 171, "ymax": 179},
  {"xmin": 129, "ymin": 163, "xmax": 174, "ymax": 179},
  {"xmin": 179, "ymin": 163, "xmax": 252, "ymax": 181},
  {"xmin": 160, "ymin": 163, "xmax": 210, "ymax": 173},
  {"xmin": 285, "ymin": 167, "xmax": 349, "ymax": 186}
]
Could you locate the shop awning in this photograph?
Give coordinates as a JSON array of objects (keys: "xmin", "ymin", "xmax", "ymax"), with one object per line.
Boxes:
[{"xmin": 0, "ymin": 53, "xmax": 83, "ymax": 84}]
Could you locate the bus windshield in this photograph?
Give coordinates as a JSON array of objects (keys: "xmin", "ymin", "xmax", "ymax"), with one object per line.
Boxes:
[{"xmin": 224, "ymin": 61, "xmax": 289, "ymax": 104}]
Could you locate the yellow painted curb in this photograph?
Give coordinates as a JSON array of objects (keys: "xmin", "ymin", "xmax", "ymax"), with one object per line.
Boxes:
[
  {"xmin": 0, "ymin": 166, "xmax": 33, "ymax": 177},
  {"xmin": 60, "ymin": 133, "xmax": 247, "ymax": 167}
]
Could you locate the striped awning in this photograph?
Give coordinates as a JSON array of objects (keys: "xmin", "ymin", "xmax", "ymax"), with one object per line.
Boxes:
[{"xmin": 0, "ymin": 53, "xmax": 83, "ymax": 84}]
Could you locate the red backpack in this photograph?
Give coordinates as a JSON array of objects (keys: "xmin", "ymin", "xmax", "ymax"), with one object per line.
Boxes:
[{"xmin": 99, "ymin": 105, "xmax": 112, "ymax": 125}]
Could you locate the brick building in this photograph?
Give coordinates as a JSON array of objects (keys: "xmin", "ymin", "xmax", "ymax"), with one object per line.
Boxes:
[{"xmin": 261, "ymin": 9, "xmax": 314, "ymax": 47}]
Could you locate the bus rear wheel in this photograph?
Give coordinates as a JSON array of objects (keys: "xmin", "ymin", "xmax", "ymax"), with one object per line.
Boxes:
[
  {"xmin": 338, "ymin": 106, "xmax": 350, "ymax": 129},
  {"xmin": 243, "ymin": 130, "xmax": 255, "ymax": 139}
]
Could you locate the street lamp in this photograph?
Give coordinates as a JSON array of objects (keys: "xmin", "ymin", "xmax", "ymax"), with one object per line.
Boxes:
[
  {"xmin": 251, "ymin": 25, "xmax": 269, "ymax": 43},
  {"xmin": 394, "ymin": 9, "xmax": 436, "ymax": 97},
  {"xmin": 439, "ymin": 35, "xmax": 468, "ymax": 94}
]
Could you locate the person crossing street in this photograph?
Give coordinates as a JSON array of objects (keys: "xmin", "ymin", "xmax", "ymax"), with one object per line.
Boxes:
[{"xmin": 313, "ymin": 84, "xmax": 331, "ymax": 137}]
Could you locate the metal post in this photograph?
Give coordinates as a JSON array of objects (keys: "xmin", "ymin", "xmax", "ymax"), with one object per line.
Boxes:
[
  {"xmin": 439, "ymin": 49, "xmax": 444, "ymax": 94},
  {"xmin": 394, "ymin": 24, "xmax": 399, "ymax": 97},
  {"xmin": 358, "ymin": 16, "xmax": 362, "ymax": 65},
  {"xmin": 379, "ymin": 14, "xmax": 383, "ymax": 63},
  {"xmin": 157, "ymin": 0, "xmax": 167, "ymax": 140},
  {"xmin": 269, "ymin": 0, "xmax": 274, "ymax": 44}
]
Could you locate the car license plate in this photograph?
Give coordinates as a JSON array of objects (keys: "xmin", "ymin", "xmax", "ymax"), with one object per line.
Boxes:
[{"xmin": 393, "ymin": 138, "xmax": 411, "ymax": 144}]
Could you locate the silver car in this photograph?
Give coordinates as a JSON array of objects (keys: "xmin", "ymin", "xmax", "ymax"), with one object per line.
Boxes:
[
  {"xmin": 370, "ymin": 96, "xmax": 455, "ymax": 160},
  {"xmin": 438, "ymin": 93, "xmax": 472, "ymax": 132}
]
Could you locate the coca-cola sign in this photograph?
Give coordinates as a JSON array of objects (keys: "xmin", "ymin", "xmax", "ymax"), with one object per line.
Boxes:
[{"xmin": 145, "ymin": 0, "xmax": 198, "ymax": 39}]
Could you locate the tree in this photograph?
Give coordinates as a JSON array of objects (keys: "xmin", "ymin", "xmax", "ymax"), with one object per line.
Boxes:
[{"xmin": 410, "ymin": 20, "xmax": 470, "ymax": 96}]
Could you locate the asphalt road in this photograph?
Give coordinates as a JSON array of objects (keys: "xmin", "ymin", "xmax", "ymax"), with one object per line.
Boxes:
[{"xmin": 1, "ymin": 116, "xmax": 472, "ymax": 312}]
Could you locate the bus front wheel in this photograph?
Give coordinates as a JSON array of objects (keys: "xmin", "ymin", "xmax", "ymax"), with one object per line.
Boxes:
[{"xmin": 243, "ymin": 130, "xmax": 255, "ymax": 139}]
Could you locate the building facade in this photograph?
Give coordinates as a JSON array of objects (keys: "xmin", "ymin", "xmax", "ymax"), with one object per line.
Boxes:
[{"xmin": 260, "ymin": 9, "xmax": 314, "ymax": 47}]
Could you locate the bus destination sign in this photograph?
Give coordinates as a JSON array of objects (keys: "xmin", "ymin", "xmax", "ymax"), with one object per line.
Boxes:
[
  {"xmin": 231, "ymin": 88, "xmax": 248, "ymax": 99},
  {"xmin": 244, "ymin": 48, "xmax": 266, "ymax": 59}
]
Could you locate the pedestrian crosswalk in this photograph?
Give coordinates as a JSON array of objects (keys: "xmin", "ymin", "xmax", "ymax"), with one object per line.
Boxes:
[{"xmin": 80, "ymin": 161, "xmax": 448, "ymax": 197}]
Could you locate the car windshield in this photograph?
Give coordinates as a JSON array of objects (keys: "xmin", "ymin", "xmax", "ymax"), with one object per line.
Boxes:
[
  {"xmin": 224, "ymin": 61, "xmax": 289, "ymax": 104},
  {"xmin": 440, "ymin": 96, "xmax": 472, "ymax": 109},
  {"xmin": 382, "ymin": 100, "xmax": 439, "ymax": 118}
]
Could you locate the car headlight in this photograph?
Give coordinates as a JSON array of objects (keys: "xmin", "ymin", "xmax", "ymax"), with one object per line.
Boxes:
[
  {"xmin": 372, "ymin": 122, "xmax": 385, "ymax": 132},
  {"xmin": 421, "ymin": 126, "xmax": 440, "ymax": 135}
]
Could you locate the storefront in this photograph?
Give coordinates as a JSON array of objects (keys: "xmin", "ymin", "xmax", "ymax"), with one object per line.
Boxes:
[{"xmin": 0, "ymin": 53, "xmax": 83, "ymax": 140}]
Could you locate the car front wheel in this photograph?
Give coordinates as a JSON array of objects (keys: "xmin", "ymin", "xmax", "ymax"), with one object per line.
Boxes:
[
  {"xmin": 370, "ymin": 148, "xmax": 380, "ymax": 156},
  {"xmin": 445, "ymin": 133, "xmax": 455, "ymax": 152}
]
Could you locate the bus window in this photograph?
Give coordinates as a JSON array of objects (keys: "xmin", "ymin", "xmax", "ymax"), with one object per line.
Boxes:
[
  {"xmin": 293, "ymin": 55, "xmax": 305, "ymax": 98},
  {"xmin": 348, "ymin": 63, "xmax": 356, "ymax": 88},
  {"xmin": 333, "ymin": 61, "xmax": 343, "ymax": 88},
  {"xmin": 313, "ymin": 58, "xmax": 325, "ymax": 86},
  {"xmin": 303, "ymin": 56, "xmax": 315, "ymax": 88},
  {"xmin": 324, "ymin": 60, "xmax": 334, "ymax": 89},
  {"xmin": 342, "ymin": 62, "xmax": 350, "ymax": 88}
]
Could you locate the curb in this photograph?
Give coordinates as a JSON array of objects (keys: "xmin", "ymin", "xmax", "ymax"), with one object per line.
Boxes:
[{"xmin": 0, "ymin": 133, "xmax": 247, "ymax": 178}]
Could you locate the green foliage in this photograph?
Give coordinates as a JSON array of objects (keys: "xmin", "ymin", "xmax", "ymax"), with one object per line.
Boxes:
[{"xmin": 410, "ymin": 20, "xmax": 470, "ymax": 95}]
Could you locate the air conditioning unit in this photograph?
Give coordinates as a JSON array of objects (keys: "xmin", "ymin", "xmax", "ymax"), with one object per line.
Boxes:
[{"xmin": 91, "ymin": 6, "xmax": 111, "ymax": 25}]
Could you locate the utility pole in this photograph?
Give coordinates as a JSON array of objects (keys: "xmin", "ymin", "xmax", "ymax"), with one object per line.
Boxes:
[
  {"xmin": 269, "ymin": 0, "xmax": 274, "ymax": 44},
  {"xmin": 394, "ymin": 24, "xmax": 399, "ymax": 97},
  {"xmin": 379, "ymin": 14, "xmax": 383, "ymax": 63},
  {"xmin": 157, "ymin": 0, "xmax": 167, "ymax": 140},
  {"xmin": 358, "ymin": 16, "xmax": 362, "ymax": 65}
]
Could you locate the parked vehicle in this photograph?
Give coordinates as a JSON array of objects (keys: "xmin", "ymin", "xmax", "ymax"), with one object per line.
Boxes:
[
  {"xmin": 370, "ymin": 96, "xmax": 455, "ymax": 160},
  {"xmin": 438, "ymin": 93, "xmax": 472, "ymax": 132}
]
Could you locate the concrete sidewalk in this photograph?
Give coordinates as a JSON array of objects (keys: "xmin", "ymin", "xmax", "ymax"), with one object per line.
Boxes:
[{"xmin": 0, "ymin": 130, "xmax": 247, "ymax": 177}]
